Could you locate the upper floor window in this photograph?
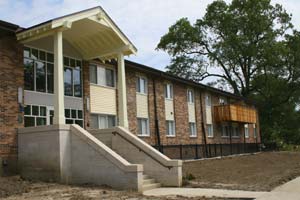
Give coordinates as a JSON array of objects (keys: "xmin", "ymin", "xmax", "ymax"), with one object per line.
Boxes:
[
  {"xmin": 24, "ymin": 47, "xmax": 82, "ymax": 97},
  {"xmin": 90, "ymin": 64, "xmax": 115, "ymax": 87},
  {"xmin": 207, "ymin": 124, "xmax": 213, "ymax": 137},
  {"xmin": 189, "ymin": 122, "xmax": 197, "ymax": 137},
  {"xmin": 219, "ymin": 97, "xmax": 227, "ymax": 105},
  {"xmin": 187, "ymin": 89, "xmax": 194, "ymax": 104},
  {"xmin": 137, "ymin": 118, "xmax": 150, "ymax": 136},
  {"xmin": 165, "ymin": 83, "xmax": 173, "ymax": 99},
  {"xmin": 137, "ymin": 76, "xmax": 147, "ymax": 94},
  {"xmin": 205, "ymin": 94, "xmax": 211, "ymax": 107}
]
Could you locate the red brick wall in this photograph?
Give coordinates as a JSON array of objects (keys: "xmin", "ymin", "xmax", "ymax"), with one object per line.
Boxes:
[{"xmin": 0, "ymin": 35, "xmax": 23, "ymax": 173}]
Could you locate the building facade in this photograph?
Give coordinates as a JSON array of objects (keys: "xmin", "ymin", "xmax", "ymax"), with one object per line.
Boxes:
[{"xmin": 0, "ymin": 7, "xmax": 260, "ymax": 174}]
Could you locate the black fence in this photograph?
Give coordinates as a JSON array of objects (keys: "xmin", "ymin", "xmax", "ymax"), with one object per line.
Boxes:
[{"xmin": 153, "ymin": 142, "xmax": 277, "ymax": 160}]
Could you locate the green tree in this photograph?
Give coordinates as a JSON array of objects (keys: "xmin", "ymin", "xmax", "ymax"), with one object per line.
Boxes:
[{"xmin": 157, "ymin": 0, "xmax": 300, "ymax": 143}]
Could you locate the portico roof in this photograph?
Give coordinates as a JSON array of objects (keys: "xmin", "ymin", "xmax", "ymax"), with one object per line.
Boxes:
[{"xmin": 16, "ymin": 6, "xmax": 137, "ymax": 60}]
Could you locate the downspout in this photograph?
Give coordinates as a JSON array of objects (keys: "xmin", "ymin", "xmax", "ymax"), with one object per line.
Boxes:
[
  {"xmin": 199, "ymin": 92, "xmax": 208, "ymax": 157},
  {"xmin": 152, "ymin": 78, "xmax": 161, "ymax": 152}
]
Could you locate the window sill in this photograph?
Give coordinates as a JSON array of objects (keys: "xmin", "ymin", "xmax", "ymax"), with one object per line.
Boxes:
[
  {"xmin": 90, "ymin": 83, "xmax": 116, "ymax": 90},
  {"xmin": 190, "ymin": 136, "xmax": 197, "ymax": 138},
  {"xmin": 165, "ymin": 98, "xmax": 173, "ymax": 101},
  {"xmin": 166, "ymin": 135, "xmax": 176, "ymax": 138},
  {"xmin": 136, "ymin": 92, "xmax": 148, "ymax": 96},
  {"xmin": 24, "ymin": 90, "xmax": 83, "ymax": 99},
  {"xmin": 207, "ymin": 136, "xmax": 214, "ymax": 138},
  {"xmin": 138, "ymin": 134, "xmax": 150, "ymax": 137},
  {"xmin": 232, "ymin": 136, "xmax": 240, "ymax": 138},
  {"xmin": 221, "ymin": 136, "xmax": 230, "ymax": 138}
]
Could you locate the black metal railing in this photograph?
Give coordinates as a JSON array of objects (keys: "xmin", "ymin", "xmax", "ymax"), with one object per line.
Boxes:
[{"xmin": 153, "ymin": 142, "xmax": 277, "ymax": 160}]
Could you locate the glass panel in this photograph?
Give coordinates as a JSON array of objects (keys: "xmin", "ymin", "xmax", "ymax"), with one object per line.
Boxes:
[
  {"xmin": 66, "ymin": 119, "xmax": 74, "ymax": 124},
  {"xmin": 73, "ymin": 69, "xmax": 82, "ymax": 97},
  {"xmin": 90, "ymin": 115, "xmax": 98, "ymax": 129},
  {"xmin": 99, "ymin": 115, "xmax": 107, "ymax": 129},
  {"xmin": 65, "ymin": 109, "xmax": 70, "ymax": 118},
  {"xmin": 32, "ymin": 105, "xmax": 39, "ymax": 116},
  {"xmin": 107, "ymin": 115, "xmax": 115, "ymax": 128},
  {"xmin": 24, "ymin": 47, "xmax": 30, "ymax": 58},
  {"xmin": 75, "ymin": 120, "xmax": 83, "ymax": 127},
  {"xmin": 47, "ymin": 53, "xmax": 54, "ymax": 63},
  {"xmin": 64, "ymin": 57, "xmax": 69, "ymax": 66},
  {"xmin": 77, "ymin": 110, "xmax": 83, "ymax": 119},
  {"xmin": 24, "ymin": 105, "xmax": 31, "ymax": 115},
  {"xmin": 24, "ymin": 58, "xmax": 34, "ymax": 90},
  {"xmin": 64, "ymin": 67, "xmax": 73, "ymax": 96},
  {"xmin": 40, "ymin": 106, "xmax": 46, "ymax": 116},
  {"xmin": 97, "ymin": 67, "xmax": 106, "ymax": 86},
  {"xmin": 76, "ymin": 60, "xmax": 82, "ymax": 68},
  {"xmin": 47, "ymin": 63, "xmax": 54, "ymax": 93},
  {"xmin": 89, "ymin": 65, "xmax": 97, "ymax": 84},
  {"xmin": 39, "ymin": 51, "xmax": 46, "ymax": 61},
  {"xmin": 35, "ymin": 61, "xmax": 46, "ymax": 92},
  {"xmin": 50, "ymin": 110, "xmax": 54, "ymax": 125},
  {"xmin": 24, "ymin": 117, "xmax": 35, "ymax": 127},
  {"xmin": 70, "ymin": 59, "xmax": 76, "ymax": 68},
  {"xmin": 106, "ymin": 68, "xmax": 114, "ymax": 87},
  {"xmin": 31, "ymin": 49, "xmax": 38, "ymax": 60},
  {"xmin": 71, "ymin": 109, "xmax": 77, "ymax": 118},
  {"xmin": 36, "ymin": 117, "xmax": 46, "ymax": 126}
]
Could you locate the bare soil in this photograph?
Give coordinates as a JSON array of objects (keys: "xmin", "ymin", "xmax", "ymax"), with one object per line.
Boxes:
[
  {"xmin": 0, "ymin": 176, "xmax": 247, "ymax": 200},
  {"xmin": 183, "ymin": 151, "xmax": 300, "ymax": 191}
]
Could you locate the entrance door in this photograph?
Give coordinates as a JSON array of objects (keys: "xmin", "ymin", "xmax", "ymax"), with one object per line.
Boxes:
[{"xmin": 47, "ymin": 106, "xmax": 54, "ymax": 125}]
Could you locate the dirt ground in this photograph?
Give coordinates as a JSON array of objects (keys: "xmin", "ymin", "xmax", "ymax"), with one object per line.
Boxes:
[
  {"xmin": 183, "ymin": 151, "xmax": 300, "ymax": 191},
  {"xmin": 0, "ymin": 176, "xmax": 247, "ymax": 200}
]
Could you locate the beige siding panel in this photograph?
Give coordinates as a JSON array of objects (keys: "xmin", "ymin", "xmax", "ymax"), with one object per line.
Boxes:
[
  {"xmin": 90, "ymin": 85, "xmax": 116, "ymax": 115},
  {"xmin": 136, "ymin": 94, "xmax": 148, "ymax": 118},
  {"xmin": 206, "ymin": 106, "xmax": 212, "ymax": 124},
  {"xmin": 165, "ymin": 99, "xmax": 174, "ymax": 121},
  {"xmin": 188, "ymin": 104, "xmax": 196, "ymax": 123}
]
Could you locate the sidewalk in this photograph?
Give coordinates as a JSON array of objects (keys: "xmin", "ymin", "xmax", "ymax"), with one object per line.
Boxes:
[{"xmin": 143, "ymin": 177, "xmax": 300, "ymax": 200}]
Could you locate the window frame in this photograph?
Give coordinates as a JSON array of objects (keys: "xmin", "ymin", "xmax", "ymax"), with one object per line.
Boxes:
[
  {"xmin": 136, "ymin": 76, "xmax": 148, "ymax": 94},
  {"xmin": 189, "ymin": 122, "xmax": 197, "ymax": 137},
  {"xmin": 89, "ymin": 64, "xmax": 116, "ymax": 88},
  {"xmin": 207, "ymin": 124, "xmax": 214, "ymax": 138},
  {"xmin": 244, "ymin": 124, "xmax": 249, "ymax": 138},
  {"xmin": 232, "ymin": 124, "xmax": 240, "ymax": 138},
  {"xmin": 24, "ymin": 104, "xmax": 47, "ymax": 127},
  {"xmin": 90, "ymin": 114, "xmax": 116, "ymax": 129},
  {"xmin": 166, "ymin": 120, "xmax": 176, "ymax": 137},
  {"xmin": 253, "ymin": 124, "xmax": 257, "ymax": 138},
  {"xmin": 165, "ymin": 83, "xmax": 173, "ymax": 100},
  {"xmin": 187, "ymin": 89, "xmax": 194, "ymax": 104},
  {"xmin": 137, "ymin": 118, "xmax": 150, "ymax": 137},
  {"xmin": 221, "ymin": 123, "xmax": 230, "ymax": 138},
  {"xmin": 205, "ymin": 94, "xmax": 212, "ymax": 107},
  {"xmin": 64, "ymin": 108, "xmax": 84, "ymax": 127}
]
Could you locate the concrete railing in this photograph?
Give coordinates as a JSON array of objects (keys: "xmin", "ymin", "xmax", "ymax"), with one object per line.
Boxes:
[
  {"xmin": 18, "ymin": 125, "xmax": 143, "ymax": 191},
  {"xmin": 91, "ymin": 127, "xmax": 182, "ymax": 187}
]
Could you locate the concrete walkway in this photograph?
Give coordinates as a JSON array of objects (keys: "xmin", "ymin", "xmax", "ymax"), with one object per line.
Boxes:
[{"xmin": 143, "ymin": 177, "xmax": 300, "ymax": 200}]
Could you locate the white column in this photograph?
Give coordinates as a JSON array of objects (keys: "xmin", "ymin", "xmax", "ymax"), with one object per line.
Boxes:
[
  {"xmin": 117, "ymin": 53, "xmax": 129, "ymax": 129},
  {"xmin": 53, "ymin": 31, "xmax": 65, "ymax": 124}
]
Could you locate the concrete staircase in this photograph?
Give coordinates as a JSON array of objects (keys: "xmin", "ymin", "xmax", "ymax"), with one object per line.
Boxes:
[{"xmin": 142, "ymin": 174, "xmax": 161, "ymax": 191}]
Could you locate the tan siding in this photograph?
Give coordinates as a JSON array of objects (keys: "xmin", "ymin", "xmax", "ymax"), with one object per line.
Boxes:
[
  {"xmin": 136, "ymin": 94, "xmax": 148, "ymax": 118},
  {"xmin": 165, "ymin": 99, "xmax": 174, "ymax": 120},
  {"xmin": 188, "ymin": 103, "xmax": 196, "ymax": 122},
  {"xmin": 90, "ymin": 85, "xmax": 116, "ymax": 115}
]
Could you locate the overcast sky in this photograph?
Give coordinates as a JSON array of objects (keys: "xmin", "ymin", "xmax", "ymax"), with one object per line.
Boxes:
[{"xmin": 1, "ymin": 0, "xmax": 300, "ymax": 72}]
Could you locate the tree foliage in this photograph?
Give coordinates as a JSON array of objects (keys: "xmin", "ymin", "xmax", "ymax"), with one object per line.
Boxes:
[{"xmin": 157, "ymin": 0, "xmax": 300, "ymax": 144}]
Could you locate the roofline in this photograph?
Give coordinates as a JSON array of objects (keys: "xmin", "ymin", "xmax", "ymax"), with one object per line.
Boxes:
[
  {"xmin": 0, "ymin": 20, "xmax": 20, "ymax": 32},
  {"xmin": 125, "ymin": 60, "xmax": 255, "ymax": 104}
]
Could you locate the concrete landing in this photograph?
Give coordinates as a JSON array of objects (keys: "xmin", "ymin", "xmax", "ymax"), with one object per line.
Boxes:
[{"xmin": 143, "ymin": 188, "xmax": 267, "ymax": 199}]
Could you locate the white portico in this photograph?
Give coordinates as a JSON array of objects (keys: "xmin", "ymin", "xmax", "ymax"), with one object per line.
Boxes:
[{"xmin": 16, "ymin": 7, "xmax": 137, "ymax": 129}]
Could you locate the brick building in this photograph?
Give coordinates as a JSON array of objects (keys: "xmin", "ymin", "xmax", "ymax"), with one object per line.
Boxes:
[{"xmin": 0, "ymin": 7, "xmax": 260, "ymax": 174}]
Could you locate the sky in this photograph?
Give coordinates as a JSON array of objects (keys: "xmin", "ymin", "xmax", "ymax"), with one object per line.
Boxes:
[{"xmin": 1, "ymin": 0, "xmax": 300, "ymax": 72}]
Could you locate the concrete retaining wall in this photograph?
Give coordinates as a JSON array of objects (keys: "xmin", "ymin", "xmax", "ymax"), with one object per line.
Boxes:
[
  {"xmin": 18, "ymin": 125, "xmax": 143, "ymax": 191},
  {"xmin": 93, "ymin": 127, "xmax": 182, "ymax": 187}
]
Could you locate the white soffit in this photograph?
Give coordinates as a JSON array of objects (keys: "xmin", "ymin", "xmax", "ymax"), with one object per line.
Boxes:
[{"xmin": 16, "ymin": 7, "xmax": 137, "ymax": 60}]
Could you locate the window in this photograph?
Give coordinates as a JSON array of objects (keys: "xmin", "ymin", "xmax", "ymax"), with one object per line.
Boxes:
[
  {"xmin": 232, "ymin": 124, "xmax": 240, "ymax": 137},
  {"xmin": 187, "ymin": 89, "xmax": 194, "ymax": 103},
  {"xmin": 65, "ymin": 108, "xmax": 84, "ymax": 127},
  {"xmin": 207, "ymin": 124, "xmax": 213, "ymax": 137},
  {"xmin": 219, "ymin": 97, "xmax": 227, "ymax": 105},
  {"xmin": 189, "ymin": 122, "xmax": 197, "ymax": 137},
  {"xmin": 90, "ymin": 64, "xmax": 115, "ymax": 87},
  {"xmin": 23, "ymin": 47, "xmax": 82, "ymax": 97},
  {"xmin": 244, "ymin": 124, "xmax": 249, "ymax": 138},
  {"xmin": 221, "ymin": 123, "xmax": 230, "ymax": 137},
  {"xmin": 165, "ymin": 84, "xmax": 173, "ymax": 99},
  {"xmin": 24, "ymin": 105, "xmax": 47, "ymax": 127},
  {"xmin": 137, "ymin": 76, "xmax": 147, "ymax": 94},
  {"xmin": 166, "ymin": 120, "xmax": 175, "ymax": 136},
  {"xmin": 253, "ymin": 124, "xmax": 257, "ymax": 138},
  {"xmin": 205, "ymin": 94, "xmax": 211, "ymax": 107},
  {"xmin": 90, "ymin": 114, "xmax": 116, "ymax": 129},
  {"xmin": 137, "ymin": 118, "xmax": 149, "ymax": 136}
]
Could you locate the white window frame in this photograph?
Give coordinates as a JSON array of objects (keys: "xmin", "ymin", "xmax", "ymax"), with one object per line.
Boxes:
[
  {"xmin": 189, "ymin": 122, "xmax": 197, "ymax": 137},
  {"xmin": 90, "ymin": 114, "xmax": 116, "ymax": 129},
  {"xmin": 165, "ymin": 83, "xmax": 173, "ymax": 100},
  {"xmin": 166, "ymin": 120, "xmax": 176, "ymax": 137},
  {"xmin": 24, "ymin": 104, "xmax": 47, "ymax": 127},
  {"xmin": 136, "ymin": 76, "xmax": 147, "ymax": 94},
  {"xmin": 207, "ymin": 124, "xmax": 213, "ymax": 138},
  {"xmin": 244, "ymin": 124, "xmax": 249, "ymax": 138},
  {"xmin": 137, "ymin": 118, "xmax": 150, "ymax": 136},
  {"xmin": 90, "ymin": 64, "xmax": 116, "ymax": 88},
  {"xmin": 187, "ymin": 89, "xmax": 194, "ymax": 104},
  {"xmin": 205, "ymin": 94, "xmax": 211, "ymax": 107}
]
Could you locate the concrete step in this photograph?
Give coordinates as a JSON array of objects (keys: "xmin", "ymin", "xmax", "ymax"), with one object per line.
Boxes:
[
  {"xmin": 142, "ymin": 183, "xmax": 161, "ymax": 191},
  {"xmin": 143, "ymin": 178, "xmax": 156, "ymax": 185}
]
